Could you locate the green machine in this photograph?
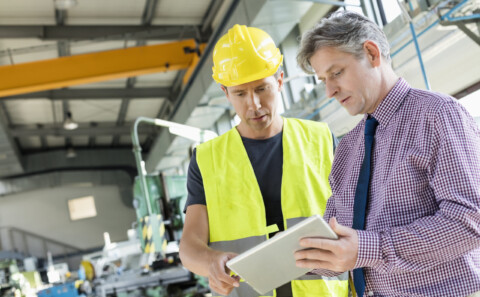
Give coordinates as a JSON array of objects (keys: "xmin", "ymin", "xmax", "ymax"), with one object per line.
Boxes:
[
  {"xmin": 0, "ymin": 259, "xmax": 21, "ymax": 297},
  {"xmin": 132, "ymin": 174, "xmax": 188, "ymax": 254},
  {"xmin": 132, "ymin": 174, "xmax": 168, "ymax": 254},
  {"xmin": 126, "ymin": 117, "xmax": 216, "ymax": 297},
  {"xmin": 131, "ymin": 117, "xmax": 192, "ymax": 255}
]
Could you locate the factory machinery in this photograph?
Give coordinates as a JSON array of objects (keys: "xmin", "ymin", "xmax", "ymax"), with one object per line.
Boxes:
[
  {"xmin": 66, "ymin": 117, "xmax": 212, "ymax": 297},
  {"xmin": 0, "ymin": 117, "xmax": 209, "ymax": 297},
  {"xmin": 76, "ymin": 117, "xmax": 212, "ymax": 297},
  {"xmin": 85, "ymin": 173, "xmax": 207, "ymax": 297},
  {"xmin": 0, "ymin": 171, "xmax": 206, "ymax": 297}
]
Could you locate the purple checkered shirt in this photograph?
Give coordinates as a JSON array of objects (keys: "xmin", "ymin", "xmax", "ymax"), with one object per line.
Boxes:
[{"xmin": 323, "ymin": 78, "xmax": 480, "ymax": 296}]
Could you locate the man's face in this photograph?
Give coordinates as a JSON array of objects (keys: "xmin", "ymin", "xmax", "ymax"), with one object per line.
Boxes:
[
  {"xmin": 309, "ymin": 46, "xmax": 381, "ymax": 116},
  {"xmin": 223, "ymin": 73, "xmax": 283, "ymax": 134}
]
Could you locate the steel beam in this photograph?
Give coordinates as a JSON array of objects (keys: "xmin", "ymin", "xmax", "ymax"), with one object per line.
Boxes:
[
  {"xmin": 112, "ymin": 78, "xmax": 137, "ymax": 146},
  {"xmin": 0, "ymin": 25, "xmax": 198, "ymax": 40},
  {"xmin": 182, "ymin": 43, "xmax": 206, "ymax": 85},
  {"xmin": 456, "ymin": 23, "xmax": 480, "ymax": 46},
  {"xmin": 202, "ymin": 0, "xmax": 225, "ymax": 33},
  {"xmin": 142, "ymin": 0, "xmax": 159, "ymax": 25},
  {"xmin": 2, "ymin": 87, "xmax": 171, "ymax": 100},
  {"xmin": 0, "ymin": 39, "xmax": 198, "ymax": 97},
  {"xmin": 10, "ymin": 124, "xmax": 155, "ymax": 137}
]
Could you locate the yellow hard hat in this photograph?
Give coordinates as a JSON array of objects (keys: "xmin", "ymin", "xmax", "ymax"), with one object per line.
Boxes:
[{"xmin": 212, "ymin": 24, "xmax": 283, "ymax": 87}]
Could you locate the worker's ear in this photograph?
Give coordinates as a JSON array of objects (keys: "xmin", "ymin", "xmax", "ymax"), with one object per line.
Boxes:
[
  {"xmin": 363, "ymin": 40, "xmax": 381, "ymax": 67},
  {"xmin": 221, "ymin": 85, "xmax": 233, "ymax": 104},
  {"xmin": 220, "ymin": 85, "xmax": 228, "ymax": 95},
  {"xmin": 277, "ymin": 71, "xmax": 284, "ymax": 91}
]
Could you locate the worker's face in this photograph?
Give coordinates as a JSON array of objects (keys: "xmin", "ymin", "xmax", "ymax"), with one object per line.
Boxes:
[
  {"xmin": 223, "ymin": 72, "xmax": 283, "ymax": 133},
  {"xmin": 309, "ymin": 45, "xmax": 382, "ymax": 115}
]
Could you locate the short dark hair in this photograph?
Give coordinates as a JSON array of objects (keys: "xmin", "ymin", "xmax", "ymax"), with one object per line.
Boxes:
[{"xmin": 297, "ymin": 11, "xmax": 391, "ymax": 74}]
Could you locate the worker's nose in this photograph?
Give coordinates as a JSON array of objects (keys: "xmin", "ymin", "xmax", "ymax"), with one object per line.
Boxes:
[{"xmin": 247, "ymin": 93, "xmax": 261, "ymax": 110}]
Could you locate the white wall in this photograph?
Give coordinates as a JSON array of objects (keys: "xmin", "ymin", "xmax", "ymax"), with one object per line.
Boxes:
[{"xmin": 0, "ymin": 185, "xmax": 136, "ymax": 251}]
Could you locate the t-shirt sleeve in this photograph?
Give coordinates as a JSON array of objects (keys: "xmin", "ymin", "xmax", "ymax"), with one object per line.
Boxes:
[{"xmin": 183, "ymin": 148, "xmax": 206, "ymax": 213}]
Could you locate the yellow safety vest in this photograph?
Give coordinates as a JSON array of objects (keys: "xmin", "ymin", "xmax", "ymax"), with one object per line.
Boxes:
[{"xmin": 197, "ymin": 117, "xmax": 348, "ymax": 297}]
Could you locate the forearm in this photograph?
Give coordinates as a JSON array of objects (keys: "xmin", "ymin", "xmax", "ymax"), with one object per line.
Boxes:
[
  {"xmin": 357, "ymin": 209, "xmax": 480, "ymax": 274},
  {"xmin": 180, "ymin": 204, "xmax": 216, "ymax": 277},
  {"xmin": 179, "ymin": 234, "xmax": 218, "ymax": 277}
]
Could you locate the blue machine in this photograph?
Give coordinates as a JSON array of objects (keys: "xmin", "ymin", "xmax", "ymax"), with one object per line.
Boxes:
[{"xmin": 37, "ymin": 282, "xmax": 79, "ymax": 297}]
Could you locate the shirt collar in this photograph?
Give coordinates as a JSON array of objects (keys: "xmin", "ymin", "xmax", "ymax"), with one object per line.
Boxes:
[{"xmin": 368, "ymin": 78, "xmax": 410, "ymax": 126}]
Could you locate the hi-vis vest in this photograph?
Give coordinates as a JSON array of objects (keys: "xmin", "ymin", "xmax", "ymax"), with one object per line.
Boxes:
[{"xmin": 197, "ymin": 117, "xmax": 349, "ymax": 297}]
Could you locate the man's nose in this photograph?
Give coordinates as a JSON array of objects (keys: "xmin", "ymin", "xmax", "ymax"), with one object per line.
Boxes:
[
  {"xmin": 325, "ymin": 80, "xmax": 338, "ymax": 98},
  {"xmin": 247, "ymin": 93, "xmax": 261, "ymax": 110}
]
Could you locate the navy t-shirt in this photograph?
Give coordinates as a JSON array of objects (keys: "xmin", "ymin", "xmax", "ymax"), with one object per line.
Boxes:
[{"xmin": 184, "ymin": 130, "xmax": 337, "ymax": 233}]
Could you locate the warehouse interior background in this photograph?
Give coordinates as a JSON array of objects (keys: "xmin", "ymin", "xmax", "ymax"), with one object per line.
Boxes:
[{"xmin": 0, "ymin": 0, "xmax": 479, "ymax": 296}]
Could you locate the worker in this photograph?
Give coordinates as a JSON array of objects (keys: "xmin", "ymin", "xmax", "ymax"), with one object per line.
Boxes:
[
  {"xmin": 179, "ymin": 24, "xmax": 348, "ymax": 297},
  {"xmin": 294, "ymin": 10, "xmax": 480, "ymax": 297}
]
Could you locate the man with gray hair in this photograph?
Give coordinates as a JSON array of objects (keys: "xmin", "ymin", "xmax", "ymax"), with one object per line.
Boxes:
[{"xmin": 294, "ymin": 11, "xmax": 480, "ymax": 297}]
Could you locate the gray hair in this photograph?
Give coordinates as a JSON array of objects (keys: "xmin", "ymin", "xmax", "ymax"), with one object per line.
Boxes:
[{"xmin": 297, "ymin": 11, "xmax": 391, "ymax": 74}]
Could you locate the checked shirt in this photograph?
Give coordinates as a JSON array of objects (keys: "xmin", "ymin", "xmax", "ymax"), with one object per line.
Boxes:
[{"xmin": 324, "ymin": 78, "xmax": 480, "ymax": 297}]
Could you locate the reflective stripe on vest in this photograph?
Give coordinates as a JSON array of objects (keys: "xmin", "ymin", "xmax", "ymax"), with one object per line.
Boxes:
[{"xmin": 197, "ymin": 117, "xmax": 348, "ymax": 297}]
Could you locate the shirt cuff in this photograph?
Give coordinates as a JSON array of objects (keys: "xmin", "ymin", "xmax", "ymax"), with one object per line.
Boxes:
[
  {"xmin": 309, "ymin": 269, "xmax": 343, "ymax": 277},
  {"xmin": 355, "ymin": 230, "xmax": 382, "ymax": 268}
]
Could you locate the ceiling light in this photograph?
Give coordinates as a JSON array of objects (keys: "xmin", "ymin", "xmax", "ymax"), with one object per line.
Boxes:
[
  {"xmin": 54, "ymin": 0, "xmax": 78, "ymax": 10},
  {"xmin": 66, "ymin": 147, "xmax": 77, "ymax": 158},
  {"xmin": 63, "ymin": 111, "xmax": 78, "ymax": 130}
]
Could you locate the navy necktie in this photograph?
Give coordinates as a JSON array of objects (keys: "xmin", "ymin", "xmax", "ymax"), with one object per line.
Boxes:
[{"xmin": 352, "ymin": 116, "xmax": 379, "ymax": 297}]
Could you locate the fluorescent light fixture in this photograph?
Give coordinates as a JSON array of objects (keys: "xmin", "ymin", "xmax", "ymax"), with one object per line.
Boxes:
[
  {"xmin": 168, "ymin": 126, "xmax": 217, "ymax": 142},
  {"xmin": 153, "ymin": 118, "xmax": 218, "ymax": 142},
  {"xmin": 63, "ymin": 112, "xmax": 78, "ymax": 130},
  {"xmin": 66, "ymin": 147, "xmax": 77, "ymax": 158},
  {"xmin": 54, "ymin": 0, "xmax": 78, "ymax": 10}
]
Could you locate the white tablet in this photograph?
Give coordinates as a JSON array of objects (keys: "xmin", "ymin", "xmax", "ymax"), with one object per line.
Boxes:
[{"xmin": 226, "ymin": 214, "xmax": 337, "ymax": 295}]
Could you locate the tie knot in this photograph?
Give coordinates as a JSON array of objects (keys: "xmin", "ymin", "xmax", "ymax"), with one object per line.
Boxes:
[{"xmin": 364, "ymin": 116, "xmax": 379, "ymax": 136}]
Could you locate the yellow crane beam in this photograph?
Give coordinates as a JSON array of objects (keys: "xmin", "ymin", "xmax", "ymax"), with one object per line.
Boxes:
[
  {"xmin": 0, "ymin": 39, "xmax": 199, "ymax": 98},
  {"xmin": 183, "ymin": 43, "xmax": 207, "ymax": 86}
]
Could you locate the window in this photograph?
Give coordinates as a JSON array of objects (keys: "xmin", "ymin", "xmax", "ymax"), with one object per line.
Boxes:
[
  {"xmin": 382, "ymin": 1, "xmax": 402, "ymax": 23},
  {"xmin": 459, "ymin": 89, "xmax": 480, "ymax": 128},
  {"xmin": 68, "ymin": 196, "xmax": 97, "ymax": 221}
]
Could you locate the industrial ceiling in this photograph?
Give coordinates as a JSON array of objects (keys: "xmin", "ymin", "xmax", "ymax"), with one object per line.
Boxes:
[{"xmin": 1, "ymin": 0, "xmax": 479, "ymax": 182}]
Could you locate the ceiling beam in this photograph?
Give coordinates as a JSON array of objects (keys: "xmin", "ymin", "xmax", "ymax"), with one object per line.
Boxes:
[
  {"xmin": 24, "ymin": 149, "xmax": 136, "ymax": 170},
  {"xmin": 0, "ymin": 98, "xmax": 24, "ymax": 176},
  {"xmin": 202, "ymin": 0, "xmax": 225, "ymax": 33},
  {"xmin": 0, "ymin": 39, "xmax": 198, "ymax": 97},
  {"xmin": 112, "ymin": 78, "xmax": 137, "ymax": 146},
  {"xmin": 1, "ymin": 87, "xmax": 171, "ymax": 100},
  {"xmin": 142, "ymin": 0, "xmax": 159, "ymax": 25},
  {"xmin": 10, "ymin": 124, "xmax": 156, "ymax": 137},
  {"xmin": 0, "ymin": 25, "xmax": 198, "ymax": 40}
]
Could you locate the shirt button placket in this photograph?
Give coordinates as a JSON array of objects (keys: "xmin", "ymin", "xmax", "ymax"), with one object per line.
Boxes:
[{"xmin": 367, "ymin": 291, "xmax": 374, "ymax": 296}]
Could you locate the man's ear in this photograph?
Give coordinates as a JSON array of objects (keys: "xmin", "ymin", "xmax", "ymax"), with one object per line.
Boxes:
[
  {"xmin": 221, "ymin": 85, "xmax": 232, "ymax": 104},
  {"xmin": 277, "ymin": 71, "xmax": 284, "ymax": 91},
  {"xmin": 220, "ymin": 85, "xmax": 228, "ymax": 95},
  {"xmin": 363, "ymin": 40, "xmax": 381, "ymax": 67}
]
